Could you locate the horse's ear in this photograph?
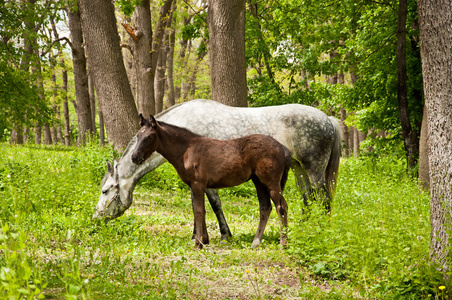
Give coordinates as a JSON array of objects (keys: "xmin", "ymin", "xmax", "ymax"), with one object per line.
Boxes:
[
  {"xmin": 139, "ymin": 113, "xmax": 146, "ymax": 127},
  {"xmin": 149, "ymin": 115, "xmax": 157, "ymax": 128},
  {"xmin": 113, "ymin": 160, "xmax": 119, "ymax": 182},
  {"xmin": 106, "ymin": 161, "xmax": 113, "ymax": 175}
]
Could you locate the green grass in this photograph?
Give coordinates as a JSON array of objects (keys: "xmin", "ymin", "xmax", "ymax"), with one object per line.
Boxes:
[{"xmin": 0, "ymin": 142, "xmax": 449, "ymax": 299}]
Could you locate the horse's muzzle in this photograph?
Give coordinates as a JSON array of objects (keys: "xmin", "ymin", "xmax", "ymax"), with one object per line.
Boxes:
[{"xmin": 131, "ymin": 154, "xmax": 145, "ymax": 165}]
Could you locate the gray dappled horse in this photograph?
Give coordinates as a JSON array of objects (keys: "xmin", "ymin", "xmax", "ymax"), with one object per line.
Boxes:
[{"xmin": 93, "ymin": 99, "xmax": 341, "ymax": 242}]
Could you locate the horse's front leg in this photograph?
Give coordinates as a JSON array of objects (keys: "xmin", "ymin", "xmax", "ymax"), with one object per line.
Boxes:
[
  {"xmin": 191, "ymin": 185, "xmax": 209, "ymax": 249},
  {"xmin": 251, "ymin": 178, "xmax": 272, "ymax": 248}
]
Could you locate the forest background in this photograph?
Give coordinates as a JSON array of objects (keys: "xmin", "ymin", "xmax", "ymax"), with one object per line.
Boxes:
[
  {"xmin": 1, "ymin": 0, "xmax": 452, "ymax": 298},
  {"xmin": 1, "ymin": 0, "xmax": 425, "ymax": 163}
]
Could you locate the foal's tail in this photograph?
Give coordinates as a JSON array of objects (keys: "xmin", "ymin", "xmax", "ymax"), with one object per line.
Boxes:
[
  {"xmin": 280, "ymin": 147, "xmax": 292, "ymax": 191},
  {"xmin": 326, "ymin": 116, "xmax": 342, "ymax": 196}
]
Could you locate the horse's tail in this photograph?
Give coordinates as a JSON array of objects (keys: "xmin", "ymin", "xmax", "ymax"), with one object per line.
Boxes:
[
  {"xmin": 280, "ymin": 147, "xmax": 292, "ymax": 191},
  {"xmin": 326, "ymin": 116, "xmax": 341, "ymax": 196}
]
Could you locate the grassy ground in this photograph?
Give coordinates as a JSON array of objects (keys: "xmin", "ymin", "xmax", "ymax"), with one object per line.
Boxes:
[{"xmin": 0, "ymin": 143, "xmax": 448, "ymax": 299}]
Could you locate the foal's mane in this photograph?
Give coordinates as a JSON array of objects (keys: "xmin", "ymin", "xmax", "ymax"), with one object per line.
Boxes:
[{"xmin": 157, "ymin": 120, "xmax": 202, "ymax": 139}]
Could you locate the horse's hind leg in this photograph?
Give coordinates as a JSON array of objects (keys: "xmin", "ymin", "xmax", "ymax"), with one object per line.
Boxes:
[
  {"xmin": 290, "ymin": 160, "xmax": 311, "ymax": 205},
  {"xmin": 205, "ymin": 188, "xmax": 232, "ymax": 242},
  {"xmin": 292, "ymin": 159, "xmax": 332, "ymax": 212},
  {"xmin": 307, "ymin": 171, "xmax": 332, "ymax": 212},
  {"xmin": 251, "ymin": 177, "xmax": 272, "ymax": 248},
  {"xmin": 268, "ymin": 186, "xmax": 288, "ymax": 247}
]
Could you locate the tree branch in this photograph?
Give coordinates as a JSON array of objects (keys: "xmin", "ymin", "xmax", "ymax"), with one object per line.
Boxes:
[{"xmin": 122, "ymin": 23, "xmax": 139, "ymax": 42}]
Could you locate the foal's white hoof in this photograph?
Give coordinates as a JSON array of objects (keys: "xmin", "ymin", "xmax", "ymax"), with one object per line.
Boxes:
[{"xmin": 251, "ymin": 238, "xmax": 260, "ymax": 248}]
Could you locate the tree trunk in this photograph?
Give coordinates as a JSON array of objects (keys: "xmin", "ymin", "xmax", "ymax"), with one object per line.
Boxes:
[
  {"xmin": 155, "ymin": 41, "xmax": 167, "ymax": 113},
  {"xmin": 348, "ymin": 126, "xmax": 355, "ymax": 157},
  {"xmin": 51, "ymin": 73, "xmax": 59, "ymax": 144},
  {"xmin": 56, "ymin": 105, "xmax": 64, "ymax": 143},
  {"xmin": 51, "ymin": 105, "xmax": 58, "ymax": 144},
  {"xmin": 339, "ymin": 108, "xmax": 349, "ymax": 157},
  {"xmin": 397, "ymin": 0, "xmax": 419, "ymax": 171},
  {"xmin": 123, "ymin": 0, "xmax": 174, "ymax": 115},
  {"xmin": 418, "ymin": 0, "xmax": 452, "ymax": 270},
  {"xmin": 67, "ymin": 3, "xmax": 94, "ymax": 145},
  {"xmin": 151, "ymin": 0, "xmax": 174, "ymax": 112},
  {"xmin": 353, "ymin": 127, "xmax": 359, "ymax": 157},
  {"xmin": 128, "ymin": 0, "xmax": 154, "ymax": 116},
  {"xmin": 208, "ymin": 0, "xmax": 247, "ymax": 107},
  {"xmin": 418, "ymin": 104, "xmax": 429, "ymax": 191},
  {"xmin": 34, "ymin": 123, "xmax": 41, "ymax": 144},
  {"xmin": 43, "ymin": 123, "xmax": 52, "ymax": 145},
  {"xmin": 99, "ymin": 96, "xmax": 105, "ymax": 147},
  {"xmin": 62, "ymin": 69, "xmax": 71, "ymax": 146},
  {"xmin": 175, "ymin": 12, "xmax": 190, "ymax": 102},
  {"xmin": 79, "ymin": 0, "xmax": 139, "ymax": 151},
  {"xmin": 166, "ymin": 22, "xmax": 176, "ymax": 108},
  {"xmin": 88, "ymin": 72, "xmax": 96, "ymax": 134},
  {"xmin": 155, "ymin": 5, "xmax": 175, "ymax": 113}
]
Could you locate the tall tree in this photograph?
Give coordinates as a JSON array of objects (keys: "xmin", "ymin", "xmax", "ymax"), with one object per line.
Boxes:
[
  {"xmin": 208, "ymin": 0, "xmax": 247, "ymax": 107},
  {"xmin": 123, "ymin": 0, "xmax": 154, "ymax": 116},
  {"xmin": 79, "ymin": 0, "xmax": 139, "ymax": 151},
  {"xmin": 66, "ymin": 3, "xmax": 94, "ymax": 144},
  {"xmin": 396, "ymin": 0, "xmax": 419, "ymax": 170},
  {"xmin": 122, "ymin": 0, "xmax": 174, "ymax": 115},
  {"xmin": 418, "ymin": 0, "xmax": 452, "ymax": 270}
]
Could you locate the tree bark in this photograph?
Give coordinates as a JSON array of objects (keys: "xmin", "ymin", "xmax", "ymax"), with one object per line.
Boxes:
[
  {"xmin": 208, "ymin": 0, "xmax": 247, "ymax": 107},
  {"xmin": 396, "ymin": 0, "xmax": 419, "ymax": 171},
  {"xmin": 98, "ymin": 92, "xmax": 105, "ymax": 147},
  {"xmin": 79, "ymin": 0, "xmax": 139, "ymax": 151},
  {"xmin": 418, "ymin": 104, "xmax": 429, "ymax": 191},
  {"xmin": 88, "ymin": 71, "xmax": 96, "ymax": 134},
  {"xmin": 418, "ymin": 0, "xmax": 452, "ymax": 270},
  {"xmin": 66, "ymin": 3, "xmax": 94, "ymax": 145}
]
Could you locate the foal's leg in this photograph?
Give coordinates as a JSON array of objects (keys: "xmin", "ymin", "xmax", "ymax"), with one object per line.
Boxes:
[
  {"xmin": 251, "ymin": 177, "xmax": 272, "ymax": 248},
  {"xmin": 190, "ymin": 185, "xmax": 209, "ymax": 249},
  {"xmin": 191, "ymin": 189, "xmax": 232, "ymax": 242},
  {"xmin": 205, "ymin": 189, "xmax": 232, "ymax": 242},
  {"xmin": 268, "ymin": 187, "xmax": 289, "ymax": 247}
]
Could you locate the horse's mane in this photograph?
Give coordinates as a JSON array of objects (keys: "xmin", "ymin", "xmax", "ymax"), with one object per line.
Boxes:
[
  {"xmin": 157, "ymin": 120, "xmax": 202, "ymax": 138},
  {"xmin": 121, "ymin": 103, "xmax": 188, "ymax": 159}
]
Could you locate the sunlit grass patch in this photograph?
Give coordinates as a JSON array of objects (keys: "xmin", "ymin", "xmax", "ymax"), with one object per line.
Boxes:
[{"xmin": 1, "ymin": 143, "xmax": 448, "ymax": 299}]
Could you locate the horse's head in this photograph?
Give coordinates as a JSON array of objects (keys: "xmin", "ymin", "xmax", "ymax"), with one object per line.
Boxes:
[
  {"xmin": 92, "ymin": 160, "xmax": 131, "ymax": 221},
  {"xmin": 131, "ymin": 114, "xmax": 159, "ymax": 165}
]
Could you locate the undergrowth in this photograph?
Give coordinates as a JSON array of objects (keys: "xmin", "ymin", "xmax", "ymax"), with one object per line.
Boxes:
[{"xmin": 0, "ymin": 142, "xmax": 449, "ymax": 299}]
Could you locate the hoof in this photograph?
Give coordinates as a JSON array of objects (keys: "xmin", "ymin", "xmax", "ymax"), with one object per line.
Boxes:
[
  {"xmin": 220, "ymin": 234, "xmax": 230, "ymax": 244},
  {"xmin": 251, "ymin": 238, "xmax": 260, "ymax": 248}
]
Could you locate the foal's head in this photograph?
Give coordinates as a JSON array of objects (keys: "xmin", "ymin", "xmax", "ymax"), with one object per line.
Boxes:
[{"xmin": 131, "ymin": 114, "xmax": 159, "ymax": 165}]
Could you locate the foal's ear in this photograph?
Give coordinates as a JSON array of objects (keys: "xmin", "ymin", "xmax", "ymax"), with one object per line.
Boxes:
[
  {"xmin": 149, "ymin": 115, "xmax": 157, "ymax": 128},
  {"xmin": 139, "ymin": 113, "xmax": 146, "ymax": 127}
]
